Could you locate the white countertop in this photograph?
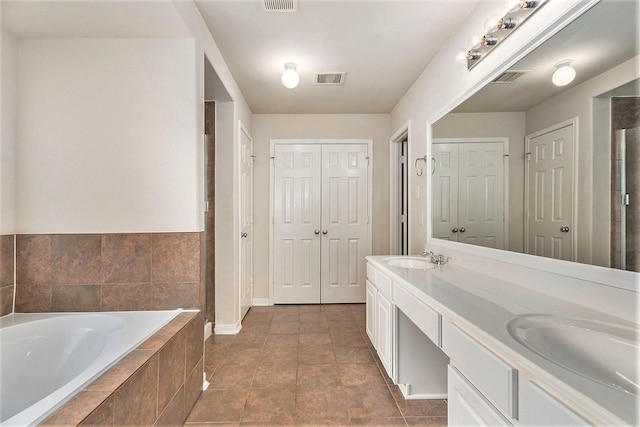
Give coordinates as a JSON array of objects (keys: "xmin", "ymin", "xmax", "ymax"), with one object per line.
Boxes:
[{"xmin": 366, "ymin": 255, "xmax": 639, "ymax": 425}]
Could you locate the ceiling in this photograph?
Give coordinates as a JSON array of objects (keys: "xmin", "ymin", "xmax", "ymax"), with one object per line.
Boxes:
[
  {"xmin": 453, "ymin": 0, "xmax": 640, "ymax": 113},
  {"xmin": 195, "ymin": 0, "xmax": 480, "ymax": 114}
]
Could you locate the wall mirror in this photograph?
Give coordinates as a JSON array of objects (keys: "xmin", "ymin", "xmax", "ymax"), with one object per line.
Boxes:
[{"xmin": 430, "ymin": 0, "xmax": 639, "ymax": 272}]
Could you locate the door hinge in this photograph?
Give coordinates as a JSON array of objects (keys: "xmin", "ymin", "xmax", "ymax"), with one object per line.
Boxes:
[
  {"xmin": 623, "ymin": 193, "xmax": 630, "ymax": 206},
  {"xmin": 205, "ymin": 200, "xmax": 210, "ymax": 213},
  {"xmin": 400, "ymin": 155, "xmax": 406, "ymax": 164},
  {"xmin": 365, "ymin": 156, "xmax": 370, "ymax": 166},
  {"xmin": 400, "ymin": 214, "xmax": 406, "ymax": 223}
]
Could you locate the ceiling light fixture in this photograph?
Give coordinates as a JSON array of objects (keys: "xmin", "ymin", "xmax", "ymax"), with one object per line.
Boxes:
[
  {"xmin": 281, "ymin": 62, "xmax": 300, "ymax": 89},
  {"xmin": 552, "ymin": 60, "xmax": 576, "ymax": 86}
]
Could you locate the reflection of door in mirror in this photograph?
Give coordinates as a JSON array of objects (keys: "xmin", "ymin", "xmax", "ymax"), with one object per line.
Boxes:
[
  {"xmin": 611, "ymin": 97, "xmax": 640, "ymax": 272},
  {"xmin": 525, "ymin": 122, "xmax": 575, "ymax": 262},
  {"xmin": 432, "ymin": 139, "xmax": 506, "ymax": 249}
]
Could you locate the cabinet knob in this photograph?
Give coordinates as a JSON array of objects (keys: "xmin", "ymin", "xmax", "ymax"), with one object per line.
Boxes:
[
  {"xmin": 241, "ymin": 232, "xmax": 248, "ymax": 238},
  {"xmin": 322, "ymin": 229, "xmax": 328, "ymax": 234},
  {"xmin": 314, "ymin": 229, "xmax": 320, "ymax": 235},
  {"xmin": 459, "ymin": 227, "xmax": 466, "ymax": 233},
  {"xmin": 560, "ymin": 226, "xmax": 570, "ymax": 233},
  {"xmin": 451, "ymin": 228, "xmax": 459, "ymax": 233}
]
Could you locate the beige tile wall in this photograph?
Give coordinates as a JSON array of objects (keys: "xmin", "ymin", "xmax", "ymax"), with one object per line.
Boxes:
[{"xmin": 14, "ymin": 232, "xmax": 203, "ymax": 313}]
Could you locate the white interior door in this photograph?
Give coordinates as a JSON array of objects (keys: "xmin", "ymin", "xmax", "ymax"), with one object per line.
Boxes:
[
  {"xmin": 272, "ymin": 143, "xmax": 369, "ymax": 304},
  {"xmin": 239, "ymin": 125, "xmax": 254, "ymax": 318},
  {"xmin": 321, "ymin": 144, "xmax": 369, "ymax": 303},
  {"xmin": 526, "ymin": 124, "xmax": 574, "ymax": 261},
  {"xmin": 273, "ymin": 145, "xmax": 322, "ymax": 304}
]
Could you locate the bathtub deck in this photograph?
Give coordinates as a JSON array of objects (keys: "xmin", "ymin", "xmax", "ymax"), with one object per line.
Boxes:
[{"xmin": 41, "ymin": 310, "xmax": 203, "ymax": 426}]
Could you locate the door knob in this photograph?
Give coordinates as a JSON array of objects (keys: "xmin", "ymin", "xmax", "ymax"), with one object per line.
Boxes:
[
  {"xmin": 451, "ymin": 228, "xmax": 459, "ymax": 233},
  {"xmin": 314, "ymin": 229, "xmax": 320, "ymax": 235},
  {"xmin": 322, "ymin": 229, "xmax": 328, "ymax": 234},
  {"xmin": 241, "ymin": 232, "xmax": 248, "ymax": 238},
  {"xmin": 560, "ymin": 226, "xmax": 570, "ymax": 233},
  {"xmin": 459, "ymin": 227, "xmax": 466, "ymax": 233}
]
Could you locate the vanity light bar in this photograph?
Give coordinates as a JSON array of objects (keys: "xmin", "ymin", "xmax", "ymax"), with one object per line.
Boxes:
[{"xmin": 464, "ymin": 0, "xmax": 548, "ymax": 70}]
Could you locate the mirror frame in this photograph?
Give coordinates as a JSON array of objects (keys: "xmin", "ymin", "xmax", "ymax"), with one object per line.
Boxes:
[{"xmin": 425, "ymin": 0, "xmax": 638, "ymax": 292}]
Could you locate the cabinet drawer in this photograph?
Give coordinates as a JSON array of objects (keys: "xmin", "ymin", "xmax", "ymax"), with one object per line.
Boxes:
[
  {"xmin": 374, "ymin": 269, "xmax": 393, "ymax": 300},
  {"xmin": 448, "ymin": 365, "xmax": 512, "ymax": 427},
  {"xmin": 394, "ymin": 284, "xmax": 441, "ymax": 346},
  {"xmin": 443, "ymin": 320, "xmax": 518, "ymax": 419},
  {"xmin": 520, "ymin": 381, "xmax": 587, "ymax": 426},
  {"xmin": 367, "ymin": 263, "xmax": 376, "ymax": 282}
]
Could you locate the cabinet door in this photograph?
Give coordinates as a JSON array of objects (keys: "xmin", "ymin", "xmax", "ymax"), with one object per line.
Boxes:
[
  {"xmin": 376, "ymin": 292, "xmax": 394, "ymax": 378},
  {"xmin": 448, "ymin": 366, "xmax": 512, "ymax": 427},
  {"xmin": 365, "ymin": 280, "xmax": 377, "ymax": 346}
]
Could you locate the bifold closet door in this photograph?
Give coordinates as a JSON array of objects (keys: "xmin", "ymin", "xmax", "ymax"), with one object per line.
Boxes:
[{"xmin": 272, "ymin": 143, "xmax": 369, "ymax": 304}]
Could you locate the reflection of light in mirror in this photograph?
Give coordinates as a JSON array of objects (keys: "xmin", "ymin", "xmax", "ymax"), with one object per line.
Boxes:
[{"xmin": 552, "ymin": 61, "xmax": 576, "ymax": 86}]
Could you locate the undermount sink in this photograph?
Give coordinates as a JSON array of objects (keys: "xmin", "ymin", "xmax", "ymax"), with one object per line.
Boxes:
[
  {"xmin": 507, "ymin": 314, "xmax": 639, "ymax": 395},
  {"xmin": 383, "ymin": 257, "xmax": 434, "ymax": 270}
]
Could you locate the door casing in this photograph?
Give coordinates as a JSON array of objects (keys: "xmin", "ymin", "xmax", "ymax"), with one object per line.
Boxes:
[{"xmin": 390, "ymin": 121, "xmax": 411, "ymax": 255}]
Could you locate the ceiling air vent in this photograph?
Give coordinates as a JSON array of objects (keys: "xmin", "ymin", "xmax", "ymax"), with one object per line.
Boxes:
[
  {"xmin": 262, "ymin": 0, "xmax": 298, "ymax": 13},
  {"xmin": 491, "ymin": 70, "xmax": 529, "ymax": 83},
  {"xmin": 314, "ymin": 72, "xmax": 346, "ymax": 86}
]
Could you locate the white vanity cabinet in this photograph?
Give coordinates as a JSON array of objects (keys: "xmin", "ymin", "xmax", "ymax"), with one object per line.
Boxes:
[
  {"xmin": 365, "ymin": 264, "xmax": 395, "ymax": 379},
  {"xmin": 375, "ymin": 291, "xmax": 394, "ymax": 377}
]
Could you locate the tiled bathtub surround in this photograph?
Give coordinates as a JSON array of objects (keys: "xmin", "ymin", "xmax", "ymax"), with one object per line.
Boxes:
[
  {"xmin": 0, "ymin": 234, "xmax": 15, "ymax": 316},
  {"xmin": 42, "ymin": 310, "xmax": 204, "ymax": 426},
  {"xmin": 15, "ymin": 232, "xmax": 202, "ymax": 313}
]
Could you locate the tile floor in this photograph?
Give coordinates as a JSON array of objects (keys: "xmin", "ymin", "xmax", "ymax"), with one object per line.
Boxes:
[{"xmin": 185, "ymin": 304, "xmax": 447, "ymax": 426}]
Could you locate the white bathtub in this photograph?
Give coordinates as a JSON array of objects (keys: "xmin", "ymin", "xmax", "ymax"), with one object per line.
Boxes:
[{"xmin": 0, "ymin": 310, "xmax": 181, "ymax": 426}]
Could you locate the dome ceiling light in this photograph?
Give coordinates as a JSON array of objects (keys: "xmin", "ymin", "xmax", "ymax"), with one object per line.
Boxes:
[
  {"xmin": 281, "ymin": 62, "xmax": 300, "ymax": 89},
  {"xmin": 552, "ymin": 60, "xmax": 576, "ymax": 87}
]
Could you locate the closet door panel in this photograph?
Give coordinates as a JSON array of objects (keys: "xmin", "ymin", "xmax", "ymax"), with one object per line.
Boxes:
[
  {"xmin": 273, "ymin": 145, "xmax": 322, "ymax": 303},
  {"xmin": 321, "ymin": 144, "xmax": 369, "ymax": 303}
]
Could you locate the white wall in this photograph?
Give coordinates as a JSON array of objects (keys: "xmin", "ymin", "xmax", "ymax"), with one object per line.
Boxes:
[
  {"xmin": 173, "ymin": 1, "xmax": 254, "ymax": 329},
  {"xmin": 432, "ymin": 112, "xmax": 526, "ymax": 252},
  {"xmin": 251, "ymin": 114, "xmax": 390, "ymax": 301},
  {"xmin": 525, "ymin": 56, "xmax": 640, "ymax": 267},
  {"xmin": 15, "ymin": 38, "xmax": 202, "ymax": 233},
  {"xmin": 1, "ymin": 26, "xmax": 16, "ymax": 234}
]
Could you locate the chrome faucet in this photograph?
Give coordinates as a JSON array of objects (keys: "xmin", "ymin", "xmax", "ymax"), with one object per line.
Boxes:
[{"xmin": 422, "ymin": 251, "xmax": 448, "ymax": 266}]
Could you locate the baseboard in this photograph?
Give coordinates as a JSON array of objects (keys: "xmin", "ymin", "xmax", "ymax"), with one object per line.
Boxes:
[
  {"xmin": 252, "ymin": 298, "xmax": 271, "ymax": 306},
  {"xmin": 399, "ymin": 384, "xmax": 447, "ymax": 400},
  {"xmin": 214, "ymin": 321, "xmax": 242, "ymax": 335},
  {"xmin": 203, "ymin": 321, "xmax": 212, "ymax": 341}
]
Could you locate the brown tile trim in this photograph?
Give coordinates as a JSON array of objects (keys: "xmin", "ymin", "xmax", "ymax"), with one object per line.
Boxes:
[
  {"xmin": 0, "ymin": 234, "xmax": 14, "ymax": 287},
  {"xmin": 0, "ymin": 286, "xmax": 14, "ymax": 317},
  {"xmin": 43, "ymin": 310, "xmax": 203, "ymax": 426}
]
